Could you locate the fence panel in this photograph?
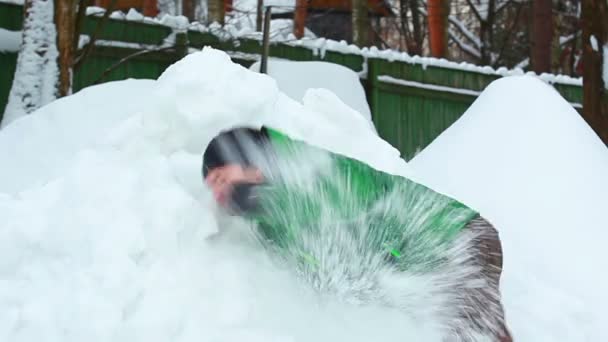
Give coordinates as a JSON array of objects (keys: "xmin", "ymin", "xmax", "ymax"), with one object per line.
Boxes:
[{"xmin": 369, "ymin": 58, "xmax": 477, "ymax": 160}]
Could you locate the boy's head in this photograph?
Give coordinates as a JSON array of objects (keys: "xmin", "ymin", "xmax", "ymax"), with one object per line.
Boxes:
[{"xmin": 202, "ymin": 127, "xmax": 270, "ymax": 212}]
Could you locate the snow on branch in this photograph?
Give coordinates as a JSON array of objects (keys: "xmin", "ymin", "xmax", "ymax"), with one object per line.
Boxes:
[
  {"xmin": 465, "ymin": 0, "xmax": 484, "ymax": 21},
  {"xmin": 448, "ymin": 15, "xmax": 482, "ymax": 49},
  {"xmin": 448, "ymin": 29, "xmax": 481, "ymax": 59}
]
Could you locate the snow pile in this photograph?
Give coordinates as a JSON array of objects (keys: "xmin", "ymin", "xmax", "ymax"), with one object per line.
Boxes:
[
  {"xmin": 2, "ymin": 0, "xmax": 58, "ymax": 128},
  {"xmin": 0, "ymin": 79, "xmax": 156, "ymax": 194},
  {"xmin": 0, "ymin": 48, "xmax": 445, "ymax": 342},
  {"xmin": 410, "ymin": 76, "xmax": 608, "ymax": 341},
  {"xmin": 249, "ymin": 60, "xmax": 373, "ymax": 124},
  {"xmin": 0, "ymin": 28, "xmax": 21, "ymax": 53}
]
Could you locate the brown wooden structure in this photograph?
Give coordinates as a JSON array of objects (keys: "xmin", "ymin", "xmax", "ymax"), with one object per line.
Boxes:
[{"xmin": 273, "ymin": 0, "xmax": 393, "ymax": 45}]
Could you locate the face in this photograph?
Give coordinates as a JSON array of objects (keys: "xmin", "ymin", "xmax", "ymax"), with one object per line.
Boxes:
[{"xmin": 205, "ymin": 164, "xmax": 264, "ymax": 206}]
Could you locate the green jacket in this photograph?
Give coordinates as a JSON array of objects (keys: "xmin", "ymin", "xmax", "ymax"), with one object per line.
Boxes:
[{"xmin": 243, "ymin": 129, "xmax": 478, "ymax": 273}]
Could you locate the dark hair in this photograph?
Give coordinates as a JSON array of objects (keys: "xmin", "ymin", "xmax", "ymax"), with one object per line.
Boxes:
[{"xmin": 202, "ymin": 127, "xmax": 270, "ymax": 178}]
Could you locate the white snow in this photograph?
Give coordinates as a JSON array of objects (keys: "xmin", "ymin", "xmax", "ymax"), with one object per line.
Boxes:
[
  {"xmin": 110, "ymin": 10, "xmax": 127, "ymax": 20},
  {"xmin": 0, "ymin": 42, "xmax": 602, "ymax": 342},
  {"xmin": 379, "ymin": 76, "xmax": 481, "ymax": 97},
  {"xmin": 410, "ymin": 75, "xmax": 608, "ymax": 341},
  {"xmin": 0, "ymin": 48, "xmax": 440, "ymax": 342},
  {"xmin": 2, "ymin": 0, "xmax": 59, "ymax": 128},
  {"xmin": 126, "ymin": 8, "xmax": 145, "ymax": 21},
  {"xmin": 590, "ymin": 35, "xmax": 599, "ymax": 51},
  {"xmin": 0, "ymin": 28, "xmax": 21, "ymax": 52},
  {"xmin": 85, "ymin": 5, "xmax": 107, "ymax": 16},
  {"xmin": 0, "ymin": 79, "xmax": 156, "ymax": 193},
  {"xmin": 250, "ymin": 60, "xmax": 373, "ymax": 124}
]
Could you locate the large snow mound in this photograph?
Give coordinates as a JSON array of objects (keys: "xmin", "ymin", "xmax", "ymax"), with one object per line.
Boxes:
[
  {"xmin": 0, "ymin": 79, "xmax": 156, "ymax": 195},
  {"xmin": 249, "ymin": 60, "xmax": 373, "ymax": 126},
  {"xmin": 0, "ymin": 48, "xmax": 439, "ymax": 342},
  {"xmin": 411, "ymin": 76, "xmax": 608, "ymax": 341}
]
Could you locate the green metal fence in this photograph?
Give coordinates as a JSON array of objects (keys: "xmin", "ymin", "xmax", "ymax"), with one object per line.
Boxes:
[
  {"xmin": 0, "ymin": 3, "xmax": 22, "ymax": 116},
  {"xmin": 0, "ymin": 2, "xmax": 584, "ymax": 161}
]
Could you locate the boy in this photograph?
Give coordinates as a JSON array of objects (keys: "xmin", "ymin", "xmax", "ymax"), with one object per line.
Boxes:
[{"xmin": 202, "ymin": 126, "xmax": 512, "ymax": 342}]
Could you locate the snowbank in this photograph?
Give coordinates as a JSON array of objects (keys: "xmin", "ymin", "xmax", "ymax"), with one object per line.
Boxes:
[
  {"xmin": 410, "ymin": 76, "xmax": 608, "ymax": 341},
  {"xmin": 249, "ymin": 60, "xmax": 373, "ymax": 125},
  {"xmin": 0, "ymin": 79, "xmax": 156, "ymax": 194},
  {"xmin": 0, "ymin": 48, "xmax": 430, "ymax": 342}
]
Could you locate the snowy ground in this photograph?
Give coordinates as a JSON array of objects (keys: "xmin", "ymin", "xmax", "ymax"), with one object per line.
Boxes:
[{"xmin": 0, "ymin": 48, "xmax": 606, "ymax": 341}]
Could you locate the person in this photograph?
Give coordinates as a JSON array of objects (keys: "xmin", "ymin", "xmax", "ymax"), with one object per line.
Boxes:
[{"xmin": 202, "ymin": 126, "xmax": 513, "ymax": 342}]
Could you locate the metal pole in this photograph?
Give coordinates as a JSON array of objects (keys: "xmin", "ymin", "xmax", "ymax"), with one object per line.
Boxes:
[
  {"xmin": 260, "ymin": 6, "xmax": 272, "ymax": 74},
  {"xmin": 256, "ymin": 0, "xmax": 263, "ymax": 31}
]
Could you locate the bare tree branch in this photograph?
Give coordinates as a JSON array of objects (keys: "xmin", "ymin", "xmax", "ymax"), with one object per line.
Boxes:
[
  {"xmin": 448, "ymin": 14, "xmax": 481, "ymax": 48},
  {"xmin": 465, "ymin": 0, "xmax": 483, "ymax": 22},
  {"xmin": 449, "ymin": 29, "xmax": 481, "ymax": 58},
  {"xmin": 493, "ymin": 0, "xmax": 523, "ymax": 67},
  {"xmin": 73, "ymin": 0, "xmax": 118, "ymax": 69},
  {"xmin": 92, "ymin": 46, "xmax": 176, "ymax": 85}
]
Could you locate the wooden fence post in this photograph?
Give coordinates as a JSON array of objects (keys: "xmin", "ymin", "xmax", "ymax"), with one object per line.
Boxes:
[
  {"xmin": 260, "ymin": 6, "xmax": 271, "ymax": 74},
  {"xmin": 293, "ymin": 0, "xmax": 307, "ymax": 39},
  {"xmin": 175, "ymin": 31, "xmax": 189, "ymax": 58}
]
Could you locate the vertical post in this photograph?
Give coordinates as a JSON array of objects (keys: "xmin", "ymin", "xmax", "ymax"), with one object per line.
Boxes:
[
  {"xmin": 351, "ymin": 0, "xmax": 369, "ymax": 46},
  {"xmin": 260, "ymin": 6, "xmax": 272, "ymax": 74},
  {"xmin": 175, "ymin": 32, "xmax": 189, "ymax": 58},
  {"xmin": 427, "ymin": 0, "xmax": 448, "ymax": 58},
  {"xmin": 55, "ymin": 0, "xmax": 76, "ymax": 97},
  {"xmin": 293, "ymin": 0, "xmax": 307, "ymax": 39},
  {"xmin": 256, "ymin": 0, "xmax": 264, "ymax": 32},
  {"xmin": 530, "ymin": 0, "xmax": 552, "ymax": 73},
  {"xmin": 182, "ymin": 0, "xmax": 195, "ymax": 21},
  {"xmin": 581, "ymin": 0, "xmax": 608, "ymax": 145},
  {"xmin": 208, "ymin": 0, "xmax": 225, "ymax": 24}
]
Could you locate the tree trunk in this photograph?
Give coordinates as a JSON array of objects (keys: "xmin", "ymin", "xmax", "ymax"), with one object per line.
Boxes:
[
  {"xmin": 55, "ymin": 0, "xmax": 76, "ymax": 97},
  {"xmin": 293, "ymin": 0, "xmax": 307, "ymax": 39},
  {"xmin": 208, "ymin": 0, "xmax": 224, "ymax": 24},
  {"xmin": 581, "ymin": 0, "xmax": 608, "ymax": 145},
  {"xmin": 530, "ymin": 0, "xmax": 552, "ymax": 73},
  {"xmin": 2, "ymin": 0, "xmax": 59, "ymax": 128},
  {"xmin": 182, "ymin": 0, "xmax": 195, "ymax": 21},
  {"xmin": 352, "ymin": 0, "xmax": 369, "ymax": 47},
  {"xmin": 427, "ymin": 0, "xmax": 448, "ymax": 58},
  {"xmin": 409, "ymin": 0, "xmax": 422, "ymax": 55},
  {"xmin": 142, "ymin": 0, "xmax": 159, "ymax": 17}
]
